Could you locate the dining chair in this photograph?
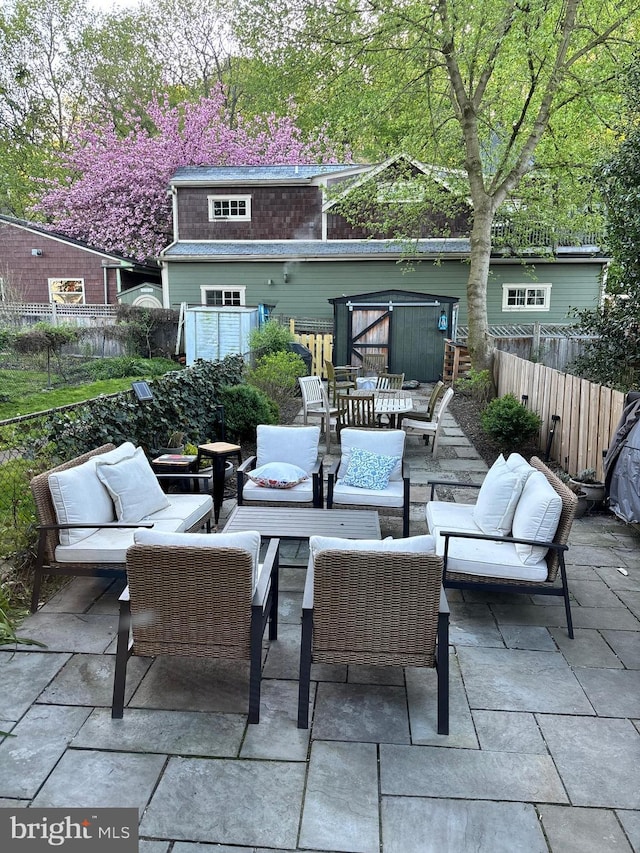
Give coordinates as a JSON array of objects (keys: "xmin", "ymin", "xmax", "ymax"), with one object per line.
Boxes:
[
  {"xmin": 360, "ymin": 352, "xmax": 387, "ymax": 377},
  {"xmin": 325, "ymin": 360, "xmax": 357, "ymax": 404},
  {"xmin": 402, "ymin": 386, "xmax": 454, "ymax": 456},
  {"xmin": 298, "ymin": 536, "xmax": 448, "ymax": 734},
  {"xmin": 376, "ymin": 372, "xmax": 405, "ymax": 391},
  {"xmin": 298, "ymin": 375, "xmax": 338, "ymax": 450},
  {"xmin": 112, "ymin": 529, "xmax": 279, "ymax": 723},
  {"xmin": 336, "ymin": 392, "xmax": 377, "ymax": 436}
]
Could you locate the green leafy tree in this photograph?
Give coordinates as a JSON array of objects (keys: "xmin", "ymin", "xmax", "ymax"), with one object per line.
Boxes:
[{"xmin": 236, "ymin": 0, "xmax": 635, "ymax": 372}]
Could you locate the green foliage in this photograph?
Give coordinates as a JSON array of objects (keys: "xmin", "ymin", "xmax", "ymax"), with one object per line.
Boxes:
[
  {"xmin": 13, "ymin": 322, "xmax": 80, "ymax": 355},
  {"xmin": 248, "ymin": 320, "xmax": 294, "ymax": 357},
  {"xmin": 111, "ymin": 305, "xmax": 180, "ymax": 358},
  {"xmin": 246, "ymin": 351, "xmax": 306, "ymax": 414},
  {"xmin": 218, "ymin": 384, "xmax": 278, "ymax": 442},
  {"xmin": 454, "ymin": 369, "xmax": 492, "ymax": 405},
  {"xmin": 480, "ymin": 394, "xmax": 541, "ymax": 451},
  {"xmin": 85, "ymin": 356, "xmax": 179, "ymax": 380}
]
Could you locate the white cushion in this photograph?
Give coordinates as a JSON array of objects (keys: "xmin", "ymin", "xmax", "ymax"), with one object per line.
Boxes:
[
  {"xmin": 54, "ymin": 518, "xmax": 182, "ymax": 563},
  {"xmin": 512, "ymin": 471, "xmax": 562, "ymax": 565},
  {"xmin": 141, "ymin": 493, "xmax": 213, "ymax": 531},
  {"xmin": 133, "ymin": 528, "xmax": 261, "ymax": 587},
  {"xmin": 338, "ymin": 428, "xmax": 405, "ymax": 481},
  {"xmin": 248, "ymin": 462, "xmax": 308, "ymax": 489},
  {"xmin": 48, "ymin": 442, "xmax": 136, "ymax": 546},
  {"xmin": 310, "ymin": 534, "xmax": 436, "ymax": 557},
  {"xmin": 505, "ymin": 453, "xmax": 534, "ymax": 477},
  {"xmin": 426, "ymin": 500, "xmax": 479, "ymax": 535},
  {"xmin": 96, "ymin": 447, "xmax": 170, "ymax": 522},
  {"xmin": 256, "ymin": 425, "xmax": 319, "ymax": 472},
  {"xmin": 332, "ymin": 479, "xmax": 405, "ymax": 508},
  {"xmin": 435, "ymin": 535, "xmax": 548, "ymax": 582},
  {"xmin": 472, "ymin": 454, "xmax": 528, "ymax": 536}
]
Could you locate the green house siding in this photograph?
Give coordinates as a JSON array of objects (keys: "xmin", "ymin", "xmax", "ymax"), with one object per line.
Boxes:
[{"xmin": 164, "ymin": 257, "xmax": 604, "ymax": 324}]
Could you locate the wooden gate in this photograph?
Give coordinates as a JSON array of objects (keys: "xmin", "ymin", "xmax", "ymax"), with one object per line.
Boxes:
[{"xmin": 348, "ymin": 305, "xmax": 390, "ymax": 371}]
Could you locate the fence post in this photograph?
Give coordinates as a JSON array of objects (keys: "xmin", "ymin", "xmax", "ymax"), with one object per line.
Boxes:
[{"xmin": 51, "ymin": 301, "xmax": 58, "ymax": 326}]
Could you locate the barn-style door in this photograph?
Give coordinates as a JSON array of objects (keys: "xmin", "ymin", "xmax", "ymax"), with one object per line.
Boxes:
[{"xmin": 348, "ymin": 304, "xmax": 391, "ymax": 372}]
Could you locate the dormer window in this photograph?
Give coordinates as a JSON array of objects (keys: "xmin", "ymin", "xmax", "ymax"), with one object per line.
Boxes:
[{"xmin": 208, "ymin": 195, "xmax": 252, "ymax": 221}]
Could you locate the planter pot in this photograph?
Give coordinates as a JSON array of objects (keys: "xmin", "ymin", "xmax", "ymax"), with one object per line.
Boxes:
[
  {"xmin": 569, "ymin": 479, "xmax": 605, "ymax": 505},
  {"xmin": 573, "ymin": 490, "xmax": 590, "ymax": 519}
]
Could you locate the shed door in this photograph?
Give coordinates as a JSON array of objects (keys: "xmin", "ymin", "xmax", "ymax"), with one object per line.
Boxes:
[{"xmin": 349, "ymin": 307, "xmax": 390, "ymax": 371}]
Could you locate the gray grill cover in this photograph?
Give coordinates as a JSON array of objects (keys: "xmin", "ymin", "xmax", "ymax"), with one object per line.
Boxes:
[{"xmin": 604, "ymin": 395, "xmax": 640, "ymax": 523}]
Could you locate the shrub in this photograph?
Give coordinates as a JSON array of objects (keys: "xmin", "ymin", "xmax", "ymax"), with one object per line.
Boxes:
[
  {"xmin": 248, "ymin": 319, "xmax": 294, "ymax": 357},
  {"xmin": 480, "ymin": 393, "xmax": 541, "ymax": 450},
  {"xmin": 454, "ymin": 368, "xmax": 492, "ymax": 404},
  {"xmin": 246, "ymin": 351, "xmax": 306, "ymax": 415},
  {"xmin": 218, "ymin": 384, "xmax": 278, "ymax": 441},
  {"xmin": 85, "ymin": 356, "xmax": 179, "ymax": 380}
]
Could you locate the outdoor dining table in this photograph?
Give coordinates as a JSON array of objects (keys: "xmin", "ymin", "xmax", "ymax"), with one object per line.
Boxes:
[{"xmin": 344, "ymin": 389, "xmax": 414, "ymax": 428}]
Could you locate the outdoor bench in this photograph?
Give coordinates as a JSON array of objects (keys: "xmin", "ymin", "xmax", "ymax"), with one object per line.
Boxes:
[{"xmin": 29, "ymin": 442, "xmax": 212, "ymax": 612}]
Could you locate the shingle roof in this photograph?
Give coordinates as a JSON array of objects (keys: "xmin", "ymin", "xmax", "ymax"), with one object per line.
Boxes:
[
  {"xmin": 169, "ymin": 164, "xmax": 358, "ymax": 185},
  {"xmin": 161, "ymin": 238, "xmax": 472, "ymax": 260}
]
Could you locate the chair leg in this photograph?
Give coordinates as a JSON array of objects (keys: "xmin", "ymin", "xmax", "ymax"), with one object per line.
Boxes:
[
  {"xmin": 297, "ymin": 608, "xmax": 313, "ymax": 728},
  {"xmin": 436, "ymin": 609, "xmax": 449, "ymax": 735},
  {"xmin": 248, "ymin": 606, "xmax": 263, "ymax": 724},
  {"xmin": 111, "ymin": 600, "xmax": 132, "ymax": 719},
  {"xmin": 30, "ymin": 565, "xmax": 44, "ymax": 614},
  {"xmin": 559, "ymin": 558, "xmax": 574, "ymax": 639}
]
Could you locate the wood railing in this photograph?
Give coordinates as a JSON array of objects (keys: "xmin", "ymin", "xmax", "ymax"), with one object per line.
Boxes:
[{"xmin": 495, "ymin": 350, "xmax": 624, "ymax": 480}]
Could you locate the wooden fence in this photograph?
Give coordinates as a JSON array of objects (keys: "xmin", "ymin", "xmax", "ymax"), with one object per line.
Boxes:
[
  {"xmin": 495, "ymin": 350, "xmax": 624, "ymax": 481},
  {"xmin": 290, "ymin": 321, "xmax": 333, "ymax": 377}
]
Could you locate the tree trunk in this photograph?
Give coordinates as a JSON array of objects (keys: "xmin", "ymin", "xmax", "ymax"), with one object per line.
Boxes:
[{"xmin": 466, "ymin": 204, "xmax": 494, "ymax": 373}]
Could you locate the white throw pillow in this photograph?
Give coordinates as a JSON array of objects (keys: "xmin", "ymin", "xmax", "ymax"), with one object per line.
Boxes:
[
  {"xmin": 96, "ymin": 447, "xmax": 170, "ymax": 522},
  {"xmin": 133, "ymin": 528, "xmax": 261, "ymax": 586},
  {"xmin": 48, "ymin": 442, "xmax": 136, "ymax": 546},
  {"xmin": 512, "ymin": 471, "xmax": 562, "ymax": 565},
  {"xmin": 472, "ymin": 454, "xmax": 528, "ymax": 536},
  {"xmin": 247, "ymin": 462, "xmax": 309, "ymax": 489},
  {"xmin": 310, "ymin": 534, "xmax": 436, "ymax": 557}
]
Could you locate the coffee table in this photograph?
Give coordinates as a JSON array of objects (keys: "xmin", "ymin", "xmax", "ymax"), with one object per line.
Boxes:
[{"xmin": 222, "ymin": 506, "xmax": 381, "ymax": 540}]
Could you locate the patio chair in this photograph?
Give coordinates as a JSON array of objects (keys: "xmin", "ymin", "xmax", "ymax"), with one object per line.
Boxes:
[
  {"xmin": 237, "ymin": 424, "xmax": 324, "ymax": 507},
  {"xmin": 336, "ymin": 392, "xmax": 377, "ymax": 436},
  {"xmin": 426, "ymin": 454, "xmax": 577, "ymax": 637},
  {"xmin": 112, "ymin": 529, "xmax": 279, "ymax": 723},
  {"xmin": 425, "ymin": 380, "xmax": 445, "ymax": 420},
  {"xmin": 375, "ymin": 372, "xmax": 405, "ymax": 391},
  {"xmin": 325, "ymin": 360, "xmax": 357, "ymax": 404},
  {"xmin": 402, "ymin": 386, "xmax": 454, "ymax": 456},
  {"xmin": 327, "ymin": 427, "xmax": 411, "ymax": 536},
  {"xmin": 298, "ymin": 535, "xmax": 449, "ymax": 734},
  {"xmin": 360, "ymin": 352, "xmax": 387, "ymax": 377},
  {"xmin": 298, "ymin": 375, "xmax": 338, "ymax": 450}
]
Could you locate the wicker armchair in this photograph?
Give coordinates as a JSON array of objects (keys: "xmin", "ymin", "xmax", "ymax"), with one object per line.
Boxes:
[
  {"xmin": 112, "ymin": 531, "xmax": 279, "ymax": 723},
  {"xmin": 298, "ymin": 543, "xmax": 449, "ymax": 734}
]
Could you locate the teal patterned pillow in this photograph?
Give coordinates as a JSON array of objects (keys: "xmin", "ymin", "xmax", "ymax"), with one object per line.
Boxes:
[{"xmin": 342, "ymin": 447, "xmax": 400, "ymax": 490}]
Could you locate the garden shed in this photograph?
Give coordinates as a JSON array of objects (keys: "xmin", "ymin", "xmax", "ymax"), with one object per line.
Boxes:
[
  {"xmin": 329, "ymin": 289, "xmax": 459, "ymax": 382},
  {"xmin": 184, "ymin": 306, "xmax": 259, "ymax": 366}
]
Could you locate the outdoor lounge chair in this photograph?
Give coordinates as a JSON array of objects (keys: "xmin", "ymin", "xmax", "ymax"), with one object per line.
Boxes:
[
  {"xmin": 298, "ymin": 535, "xmax": 449, "ymax": 734},
  {"xmin": 327, "ymin": 427, "xmax": 411, "ymax": 536},
  {"xmin": 237, "ymin": 424, "xmax": 324, "ymax": 507},
  {"xmin": 112, "ymin": 529, "xmax": 279, "ymax": 723},
  {"xmin": 426, "ymin": 454, "xmax": 577, "ymax": 637}
]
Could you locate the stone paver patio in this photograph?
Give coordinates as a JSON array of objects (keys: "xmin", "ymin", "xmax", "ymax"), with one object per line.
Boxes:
[{"xmin": 2, "ymin": 385, "xmax": 640, "ymax": 851}]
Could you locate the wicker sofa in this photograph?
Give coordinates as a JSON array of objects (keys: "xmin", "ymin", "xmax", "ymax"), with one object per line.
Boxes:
[
  {"xmin": 426, "ymin": 455, "xmax": 577, "ymax": 637},
  {"xmin": 29, "ymin": 442, "xmax": 213, "ymax": 612}
]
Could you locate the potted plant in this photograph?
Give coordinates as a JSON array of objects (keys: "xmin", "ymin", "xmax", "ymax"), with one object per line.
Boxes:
[
  {"xmin": 157, "ymin": 430, "xmax": 186, "ymax": 455},
  {"xmin": 568, "ymin": 468, "xmax": 606, "ymax": 505}
]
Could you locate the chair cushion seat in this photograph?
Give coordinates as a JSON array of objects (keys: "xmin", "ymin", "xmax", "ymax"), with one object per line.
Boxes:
[
  {"xmin": 53, "ymin": 494, "xmax": 212, "ymax": 564},
  {"xmin": 332, "ymin": 479, "xmax": 405, "ymax": 508},
  {"xmin": 242, "ymin": 478, "xmax": 314, "ymax": 503},
  {"xmin": 427, "ymin": 500, "xmax": 548, "ymax": 582}
]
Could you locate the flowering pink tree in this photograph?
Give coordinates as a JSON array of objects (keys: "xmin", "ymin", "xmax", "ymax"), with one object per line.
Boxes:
[{"xmin": 34, "ymin": 92, "xmax": 345, "ymax": 261}]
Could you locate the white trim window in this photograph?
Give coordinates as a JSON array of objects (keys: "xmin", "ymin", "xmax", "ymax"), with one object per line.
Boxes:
[
  {"xmin": 201, "ymin": 286, "xmax": 246, "ymax": 307},
  {"xmin": 208, "ymin": 195, "xmax": 252, "ymax": 221},
  {"xmin": 49, "ymin": 277, "xmax": 85, "ymax": 304},
  {"xmin": 502, "ymin": 283, "xmax": 552, "ymax": 312}
]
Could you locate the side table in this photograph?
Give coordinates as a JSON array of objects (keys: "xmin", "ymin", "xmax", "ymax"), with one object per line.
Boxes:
[
  {"xmin": 197, "ymin": 442, "xmax": 242, "ymax": 525},
  {"xmin": 151, "ymin": 454, "xmax": 199, "ymax": 493}
]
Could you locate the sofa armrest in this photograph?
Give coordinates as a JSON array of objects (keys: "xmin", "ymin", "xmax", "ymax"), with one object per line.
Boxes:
[
  {"xmin": 439, "ymin": 586, "xmax": 449, "ymax": 615},
  {"xmin": 429, "ymin": 480, "xmax": 481, "ymax": 500},
  {"xmin": 253, "ymin": 538, "xmax": 280, "ymax": 609},
  {"xmin": 440, "ymin": 528, "xmax": 566, "ymax": 552},
  {"xmin": 38, "ymin": 521, "xmax": 155, "ymax": 531},
  {"xmin": 237, "ymin": 456, "xmax": 257, "ymax": 476}
]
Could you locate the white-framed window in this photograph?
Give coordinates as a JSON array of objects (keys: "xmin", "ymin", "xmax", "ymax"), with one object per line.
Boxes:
[
  {"xmin": 48, "ymin": 278, "xmax": 85, "ymax": 304},
  {"xmin": 207, "ymin": 195, "xmax": 252, "ymax": 221},
  {"xmin": 502, "ymin": 283, "xmax": 552, "ymax": 312},
  {"xmin": 201, "ymin": 286, "xmax": 246, "ymax": 307}
]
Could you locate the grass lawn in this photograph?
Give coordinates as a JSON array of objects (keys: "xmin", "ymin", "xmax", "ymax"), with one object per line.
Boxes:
[{"xmin": 0, "ymin": 359, "xmax": 178, "ymax": 420}]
